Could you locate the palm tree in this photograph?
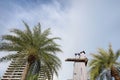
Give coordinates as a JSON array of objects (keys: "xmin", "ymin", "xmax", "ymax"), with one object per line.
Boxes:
[
  {"xmin": 89, "ymin": 44, "xmax": 120, "ymax": 80},
  {"xmin": 0, "ymin": 22, "xmax": 62, "ymax": 80}
]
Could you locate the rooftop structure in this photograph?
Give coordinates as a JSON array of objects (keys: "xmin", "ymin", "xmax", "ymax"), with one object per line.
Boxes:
[{"xmin": 65, "ymin": 51, "xmax": 88, "ymax": 80}]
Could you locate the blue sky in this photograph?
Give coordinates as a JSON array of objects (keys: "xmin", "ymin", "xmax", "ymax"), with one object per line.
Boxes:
[{"xmin": 0, "ymin": 0, "xmax": 120, "ymax": 80}]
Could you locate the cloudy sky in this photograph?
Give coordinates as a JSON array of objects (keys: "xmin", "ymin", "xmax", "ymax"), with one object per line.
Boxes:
[{"xmin": 0, "ymin": 0, "xmax": 120, "ymax": 80}]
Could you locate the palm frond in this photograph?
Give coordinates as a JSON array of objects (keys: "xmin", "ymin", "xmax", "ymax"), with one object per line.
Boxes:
[
  {"xmin": 42, "ymin": 28, "xmax": 51, "ymax": 37},
  {"xmin": 114, "ymin": 50, "xmax": 120, "ymax": 62},
  {"xmin": 23, "ymin": 21, "xmax": 32, "ymax": 36},
  {"xmin": 0, "ymin": 53, "xmax": 25, "ymax": 62},
  {"xmin": 40, "ymin": 52, "xmax": 61, "ymax": 76}
]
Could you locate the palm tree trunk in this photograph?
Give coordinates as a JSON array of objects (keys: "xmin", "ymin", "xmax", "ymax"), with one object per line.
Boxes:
[
  {"xmin": 21, "ymin": 63, "xmax": 30, "ymax": 80},
  {"xmin": 111, "ymin": 66, "xmax": 120, "ymax": 80}
]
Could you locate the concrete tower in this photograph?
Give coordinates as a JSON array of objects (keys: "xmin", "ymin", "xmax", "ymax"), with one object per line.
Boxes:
[{"xmin": 65, "ymin": 51, "xmax": 88, "ymax": 80}]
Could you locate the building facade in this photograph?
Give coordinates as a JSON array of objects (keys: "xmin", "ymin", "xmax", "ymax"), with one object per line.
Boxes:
[
  {"xmin": 1, "ymin": 58, "xmax": 26, "ymax": 80},
  {"xmin": 1, "ymin": 58, "xmax": 53, "ymax": 80}
]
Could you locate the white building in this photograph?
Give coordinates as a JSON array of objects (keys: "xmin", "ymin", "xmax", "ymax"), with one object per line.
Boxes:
[
  {"xmin": 1, "ymin": 58, "xmax": 26, "ymax": 80},
  {"xmin": 1, "ymin": 58, "xmax": 53, "ymax": 80}
]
